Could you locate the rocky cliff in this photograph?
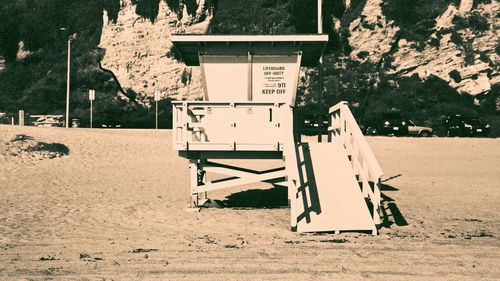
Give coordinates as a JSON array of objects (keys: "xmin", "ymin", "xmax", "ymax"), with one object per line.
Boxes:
[
  {"xmin": 386, "ymin": 0, "xmax": 498, "ymax": 95},
  {"xmin": 99, "ymin": 0, "xmax": 498, "ymax": 102},
  {"xmin": 99, "ymin": 0, "xmax": 211, "ymax": 105}
]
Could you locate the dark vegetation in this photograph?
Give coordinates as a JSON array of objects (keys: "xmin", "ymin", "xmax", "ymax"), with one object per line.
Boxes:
[
  {"xmin": 452, "ymin": 12, "xmax": 490, "ymax": 33},
  {"xmin": 0, "ymin": 0, "xmax": 177, "ymax": 128},
  {"xmin": 209, "ymin": 0, "xmax": 294, "ymax": 34},
  {"xmin": 9, "ymin": 134, "xmax": 69, "ymax": 159},
  {"xmin": 0, "ymin": 0, "xmax": 497, "ymax": 134},
  {"xmin": 382, "ymin": 0, "xmax": 460, "ymax": 45},
  {"xmin": 133, "ymin": 0, "xmax": 215, "ymax": 23}
]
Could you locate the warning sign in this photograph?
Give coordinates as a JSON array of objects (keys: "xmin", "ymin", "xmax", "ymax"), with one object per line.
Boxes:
[
  {"xmin": 261, "ymin": 66, "xmax": 287, "ymax": 95},
  {"xmin": 252, "ymin": 56, "xmax": 298, "ymax": 103}
]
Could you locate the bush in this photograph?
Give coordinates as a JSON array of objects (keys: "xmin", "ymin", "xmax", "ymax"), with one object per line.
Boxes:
[
  {"xmin": 453, "ymin": 12, "xmax": 489, "ymax": 33},
  {"xmin": 357, "ymin": 51, "xmax": 369, "ymax": 59},
  {"xmin": 467, "ymin": 12, "xmax": 489, "ymax": 32},
  {"xmin": 382, "ymin": 0, "xmax": 459, "ymax": 45},
  {"xmin": 449, "ymin": 70, "xmax": 461, "ymax": 83},
  {"xmin": 103, "ymin": 0, "xmax": 120, "ymax": 23},
  {"xmin": 472, "ymin": 0, "xmax": 491, "ymax": 9},
  {"xmin": 164, "ymin": 0, "xmax": 183, "ymax": 18},
  {"xmin": 429, "ymin": 37, "xmax": 440, "ymax": 48},
  {"xmin": 134, "ymin": 0, "xmax": 161, "ymax": 23},
  {"xmin": 209, "ymin": 0, "xmax": 294, "ymax": 34},
  {"xmin": 464, "ymin": 42, "xmax": 475, "ymax": 65},
  {"xmin": 450, "ymin": 31, "xmax": 463, "ymax": 45}
]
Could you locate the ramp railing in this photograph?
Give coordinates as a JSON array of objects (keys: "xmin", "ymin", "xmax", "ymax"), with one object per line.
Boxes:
[{"xmin": 327, "ymin": 101, "xmax": 383, "ymax": 226}]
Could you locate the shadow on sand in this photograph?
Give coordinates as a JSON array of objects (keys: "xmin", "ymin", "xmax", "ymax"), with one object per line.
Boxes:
[
  {"xmin": 208, "ymin": 143, "xmax": 322, "ymax": 217},
  {"xmin": 379, "ymin": 182, "xmax": 408, "ymax": 228},
  {"xmin": 207, "ymin": 173, "xmax": 409, "ymax": 230},
  {"xmin": 211, "ymin": 185, "xmax": 288, "ymax": 209}
]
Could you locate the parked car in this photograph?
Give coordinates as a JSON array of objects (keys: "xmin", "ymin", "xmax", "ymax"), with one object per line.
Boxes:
[
  {"xmin": 71, "ymin": 118, "xmax": 81, "ymax": 128},
  {"xmin": 100, "ymin": 121, "xmax": 122, "ymax": 128},
  {"xmin": 444, "ymin": 115, "xmax": 490, "ymax": 137},
  {"xmin": 378, "ymin": 112, "xmax": 409, "ymax": 136},
  {"xmin": 365, "ymin": 112, "xmax": 432, "ymax": 137},
  {"xmin": 299, "ymin": 113, "xmax": 329, "ymax": 136},
  {"xmin": 28, "ymin": 114, "xmax": 64, "ymax": 127},
  {"xmin": 406, "ymin": 120, "xmax": 433, "ymax": 137}
]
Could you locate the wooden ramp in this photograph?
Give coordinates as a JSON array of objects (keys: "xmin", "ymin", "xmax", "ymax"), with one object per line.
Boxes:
[{"xmin": 293, "ymin": 142, "xmax": 375, "ymax": 233}]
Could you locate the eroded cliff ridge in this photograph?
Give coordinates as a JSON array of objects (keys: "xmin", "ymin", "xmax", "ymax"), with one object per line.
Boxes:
[
  {"xmin": 385, "ymin": 0, "xmax": 498, "ymax": 95},
  {"xmin": 99, "ymin": 0, "xmax": 498, "ymax": 103},
  {"xmin": 99, "ymin": 0, "xmax": 211, "ymax": 104}
]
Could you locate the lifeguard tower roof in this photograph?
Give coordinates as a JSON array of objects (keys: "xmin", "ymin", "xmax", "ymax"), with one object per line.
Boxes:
[{"xmin": 171, "ymin": 34, "xmax": 329, "ymax": 67}]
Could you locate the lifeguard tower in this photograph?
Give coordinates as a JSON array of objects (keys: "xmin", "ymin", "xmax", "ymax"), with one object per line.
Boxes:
[{"xmin": 171, "ymin": 34, "xmax": 383, "ymax": 234}]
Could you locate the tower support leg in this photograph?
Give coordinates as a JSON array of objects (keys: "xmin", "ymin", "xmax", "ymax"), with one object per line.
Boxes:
[
  {"xmin": 189, "ymin": 159, "xmax": 209, "ymax": 208},
  {"xmin": 189, "ymin": 159, "xmax": 199, "ymax": 208}
]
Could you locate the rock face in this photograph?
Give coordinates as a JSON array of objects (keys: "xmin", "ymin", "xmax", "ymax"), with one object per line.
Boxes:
[
  {"xmin": 348, "ymin": 0, "xmax": 399, "ymax": 63},
  {"xmin": 348, "ymin": 0, "xmax": 498, "ymax": 96},
  {"xmin": 99, "ymin": 0, "xmax": 498, "ymax": 104},
  {"xmin": 99, "ymin": 0, "xmax": 211, "ymax": 105},
  {"xmin": 391, "ymin": 0, "xmax": 498, "ymax": 95}
]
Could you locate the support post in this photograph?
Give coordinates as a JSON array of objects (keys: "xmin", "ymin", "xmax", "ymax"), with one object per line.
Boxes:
[
  {"xmin": 65, "ymin": 39, "xmax": 71, "ymax": 128},
  {"xmin": 247, "ymin": 52, "xmax": 253, "ymax": 101},
  {"xmin": 198, "ymin": 53, "xmax": 209, "ymax": 101},
  {"xmin": 89, "ymin": 89, "xmax": 95, "ymax": 128},
  {"xmin": 189, "ymin": 159, "xmax": 199, "ymax": 208},
  {"xmin": 90, "ymin": 99, "xmax": 93, "ymax": 128},
  {"xmin": 18, "ymin": 110, "xmax": 24, "ymax": 126},
  {"xmin": 373, "ymin": 178, "xmax": 382, "ymax": 224},
  {"xmin": 291, "ymin": 52, "xmax": 302, "ymax": 106},
  {"xmin": 283, "ymin": 107, "xmax": 300, "ymax": 230},
  {"xmin": 317, "ymin": 0, "xmax": 323, "ymax": 34},
  {"xmin": 155, "ymin": 100, "xmax": 158, "ymax": 130},
  {"xmin": 328, "ymin": 112, "xmax": 333, "ymax": 142},
  {"xmin": 154, "ymin": 91, "xmax": 160, "ymax": 130}
]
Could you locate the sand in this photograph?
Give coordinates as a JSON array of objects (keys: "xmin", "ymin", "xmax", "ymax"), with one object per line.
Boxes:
[{"xmin": 0, "ymin": 125, "xmax": 499, "ymax": 280}]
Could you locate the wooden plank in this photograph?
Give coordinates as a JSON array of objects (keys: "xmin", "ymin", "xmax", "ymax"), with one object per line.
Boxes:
[
  {"xmin": 198, "ymin": 53, "xmax": 209, "ymax": 101},
  {"xmin": 189, "ymin": 159, "xmax": 199, "ymax": 207},
  {"xmin": 178, "ymin": 151, "xmax": 283, "ymax": 160},
  {"xmin": 195, "ymin": 169, "xmax": 287, "ymax": 193},
  {"xmin": 294, "ymin": 142, "xmax": 375, "ymax": 233},
  {"xmin": 172, "ymin": 34, "xmax": 329, "ymax": 43}
]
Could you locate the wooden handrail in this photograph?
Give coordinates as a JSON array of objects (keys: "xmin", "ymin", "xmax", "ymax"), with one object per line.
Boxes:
[
  {"xmin": 328, "ymin": 102, "xmax": 383, "ymax": 179},
  {"xmin": 328, "ymin": 101, "xmax": 348, "ymax": 114},
  {"xmin": 327, "ymin": 101, "xmax": 383, "ymax": 227}
]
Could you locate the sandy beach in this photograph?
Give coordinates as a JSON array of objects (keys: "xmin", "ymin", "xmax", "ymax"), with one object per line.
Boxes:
[{"xmin": 0, "ymin": 125, "xmax": 499, "ymax": 280}]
